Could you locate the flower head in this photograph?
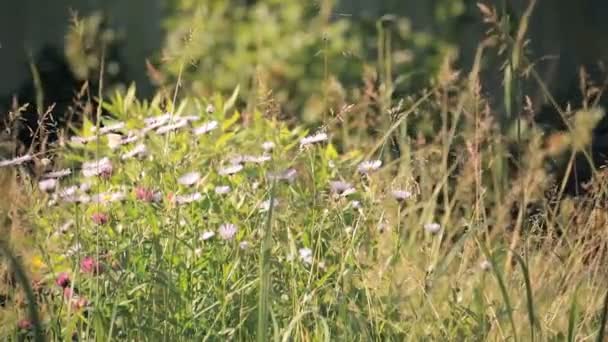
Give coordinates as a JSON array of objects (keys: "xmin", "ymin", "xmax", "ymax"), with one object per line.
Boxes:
[
  {"xmin": 200, "ymin": 231, "xmax": 215, "ymax": 241},
  {"xmin": 121, "ymin": 144, "xmax": 147, "ymax": 160},
  {"xmin": 42, "ymin": 168, "xmax": 71, "ymax": 179},
  {"xmin": 300, "ymin": 132, "xmax": 328, "ymax": 147},
  {"xmin": 206, "ymin": 104, "xmax": 215, "ymax": 114},
  {"xmin": 134, "ymin": 187, "xmax": 155, "ymax": 202},
  {"xmin": 38, "ymin": 178, "xmax": 58, "ymax": 192},
  {"xmin": 178, "ymin": 172, "xmax": 201, "ymax": 186},
  {"xmin": 218, "ymin": 223, "xmax": 238, "ymax": 241},
  {"xmin": 391, "ymin": 189, "xmax": 412, "ymax": 202},
  {"xmin": 56, "ymin": 272, "xmax": 70, "ymax": 288},
  {"xmin": 329, "ymin": 181, "xmax": 356, "ymax": 197},
  {"xmin": 82, "ymin": 157, "xmax": 113, "ymax": 178},
  {"xmin": 267, "ymin": 168, "xmax": 297, "ymax": 183},
  {"xmin": 80, "ymin": 256, "xmax": 102, "ymax": 275},
  {"xmin": 91, "ymin": 212, "xmax": 109, "ymax": 225},
  {"xmin": 193, "ymin": 120, "xmax": 219, "ymax": 135},
  {"xmin": 214, "ymin": 185, "xmax": 231, "ymax": 195},
  {"xmin": 175, "ymin": 192, "xmax": 203, "ymax": 204},
  {"xmin": 261, "ymin": 141, "xmax": 275, "ymax": 151},
  {"xmin": 298, "ymin": 248, "xmax": 313, "ymax": 265},
  {"xmin": 218, "ymin": 164, "xmax": 243, "ymax": 176},
  {"xmin": 17, "ymin": 319, "xmax": 32, "ymax": 331},
  {"xmin": 357, "ymin": 160, "xmax": 382, "ymax": 174},
  {"xmin": 424, "ymin": 222, "xmax": 441, "ymax": 234}
]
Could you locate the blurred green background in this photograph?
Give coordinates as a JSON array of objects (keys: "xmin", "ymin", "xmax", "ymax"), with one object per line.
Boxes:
[{"xmin": 1, "ymin": 0, "xmax": 608, "ymax": 122}]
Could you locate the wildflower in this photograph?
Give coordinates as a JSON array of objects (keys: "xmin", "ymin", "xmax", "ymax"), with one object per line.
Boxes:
[
  {"xmin": 200, "ymin": 231, "xmax": 215, "ymax": 241},
  {"xmin": 299, "ymin": 248, "xmax": 313, "ymax": 265},
  {"xmin": 82, "ymin": 157, "xmax": 113, "ymax": 178},
  {"xmin": 156, "ymin": 118, "xmax": 188, "ymax": 134},
  {"xmin": 351, "ymin": 200, "xmax": 362, "ymax": 209},
  {"xmin": 424, "ymin": 222, "xmax": 441, "ymax": 234},
  {"xmin": 92, "ymin": 121, "xmax": 125, "ymax": 134},
  {"xmin": 91, "ymin": 191, "xmax": 126, "ymax": 204},
  {"xmin": 259, "ymin": 199, "xmax": 278, "ymax": 212},
  {"xmin": 59, "ymin": 220, "xmax": 74, "ymax": 234},
  {"xmin": 135, "ymin": 187, "xmax": 155, "ymax": 202},
  {"xmin": 91, "ymin": 212, "xmax": 109, "ymax": 225},
  {"xmin": 242, "ymin": 154, "xmax": 271, "ymax": 164},
  {"xmin": 175, "ymin": 192, "xmax": 202, "ymax": 204},
  {"xmin": 329, "ymin": 181, "xmax": 356, "ymax": 197},
  {"xmin": 218, "ymin": 164, "xmax": 243, "ymax": 176},
  {"xmin": 144, "ymin": 113, "xmax": 172, "ymax": 127},
  {"xmin": 357, "ymin": 160, "xmax": 382, "ymax": 174},
  {"xmin": 206, "ymin": 103, "xmax": 215, "ymax": 114},
  {"xmin": 17, "ymin": 319, "xmax": 32, "ymax": 330},
  {"xmin": 480, "ymin": 260, "xmax": 492, "ymax": 271},
  {"xmin": 81, "ymin": 256, "xmax": 101, "ymax": 274},
  {"xmin": 300, "ymin": 132, "xmax": 328, "ymax": 147},
  {"xmin": 42, "ymin": 168, "xmax": 71, "ymax": 179},
  {"xmin": 38, "ymin": 178, "xmax": 58, "ymax": 192},
  {"xmin": 70, "ymin": 135, "xmax": 98, "ymax": 145},
  {"xmin": 121, "ymin": 143, "xmax": 147, "ymax": 160},
  {"xmin": 214, "ymin": 185, "xmax": 231, "ymax": 195},
  {"xmin": 180, "ymin": 115, "xmax": 201, "ymax": 123},
  {"xmin": 391, "ymin": 189, "xmax": 412, "ymax": 202},
  {"xmin": 178, "ymin": 172, "xmax": 201, "ymax": 186},
  {"xmin": 239, "ymin": 241, "xmax": 250, "ymax": 250},
  {"xmin": 267, "ymin": 168, "xmax": 297, "ymax": 182},
  {"xmin": 66, "ymin": 243, "xmax": 82, "ymax": 256},
  {"xmin": 119, "ymin": 132, "xmax": 140, "ymax": 145},
  {"xmin": 193, "ymin": 120, "xmax": 219, "ymax": 135},
  {"xmin": 261, "ymin": 141, "xmax": 275, "ymax": 151},
  {"xmin": 79, "ymin": 182, "xmax": 92, "ymax": 192},
  {"xmin": 56, "ymin": 272, "xmax": 70, "ymax": 288},
  {"xmin": 219, "ymin": 223, "xmax": 238, "ymax": 241},
  {"xmin": 107, "ymin": 133, "xmax": 123, "ymax": 150},
  {"xmin": 0, "ymin": 154, "xmax": 32, "ymax": 167}
]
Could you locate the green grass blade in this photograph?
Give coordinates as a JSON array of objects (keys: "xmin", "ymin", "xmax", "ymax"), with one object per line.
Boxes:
[
  {"xmin": 258, "ymin": 182, "xmax": 276, "ymax": 342},
  {"xmin": 511, "ymin": 252, "xmax": 539, "ymax": 341}
]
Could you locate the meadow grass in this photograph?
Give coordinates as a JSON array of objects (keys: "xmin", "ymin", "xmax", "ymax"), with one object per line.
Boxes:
[
  {"xmin": 2, "ymin": 3, "xmax": 608, "ymax": 340},
  {"xmin": 0, "ymin": 77, "xmax": 606, "ymax": 341}
]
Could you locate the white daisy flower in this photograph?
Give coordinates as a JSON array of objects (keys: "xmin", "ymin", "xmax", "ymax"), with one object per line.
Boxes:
[
  {"xmin": 218, "ymin": 164, "xmax": 243, "ymax": 176},
  {"xmin": 267, "ymin": 168, "xmax": 297, "ymax": 182},
  {"xmin": 156, "ymin": 118, "xmax": 188, "ymax": 134},
  {"xmin": 214, "ymin": 185, "xmax": 231, "ymax": 195},
  {"xmin": 299, "ymin": 248, "xmax": 313, "ymax": 265},
  {"xmin": 92, "ymin": 121, "xmax": 125, "ymax": 134},
  {"xmin": 121, "ymin": 144, "xmax": 147, "ymax": 160},
  {"xmin": 261, "ymin": 141, "xmax": 275, "ymax": 151},
  {"xmin": 480, "ymin": 260, "xmax": 492, "ymax": 271},
  {"xmin": 424, "ymin": 222, "xmax": 441, "ymax": 234},
  {"xmin": 218, "ymin": 223, "xmax": 238, "ymax": 241},
  {"xmin": 206, "ymin": 104, "xmax": 215, "ymax": 114},
  {"xmin": 259, "ymin": 199, "xmax": 279, "ymax": 212},
  {"xmin": 193, "ymin": 121, "xmax": 219, "ymax": 135},
  {"xmin": 42, "ymin": 168, "xmax": 71, "ymax": 179},
  {"xmin": 175, "ymin": 192, "xmax": 203, "ymax": 204},
  {"xmin": 38, "ymin": 178, "xmax": 58, "ymax": 192},
  {"xmin": 178, "ymin": 172, "xmax": 201, "ymax": 186},
  {"xmin": 200, "ymin": 231, "xmax": 215, "ymax": 241},
  {"xmin": 300, "ymin": 132, "xmax": 328, "ymax": 147},
  {"xmin": 391, "ymin": 189, "xmax": 412, "ymax": 201},
  {"xmin": 144, "ymin": 113, "xmax": 172, "ymax": 127},
  {"xmin": 82, "ymin": 157, "xmax": 113, "ymax": 178},
  {"xmin": 243, "ymin": 154, "xmax": 271, "ymax": 164},
  {"xmin": 70, "ymin": 135, "xmax": 98, "ymax": 145},
  {"xmin": 107, "ymin": 133, "xmax": 123, "ymax": 150},
  {"xmin": 0, "ymin": 154, "xmax": 33, "ymax": 167},
  {"xmin": 329, "ymin": 181, "xmax": 356, "ymax": 197},
  {"xmin": 357, "ymin": 160, "xmax": 382, "ymax": 174}
]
